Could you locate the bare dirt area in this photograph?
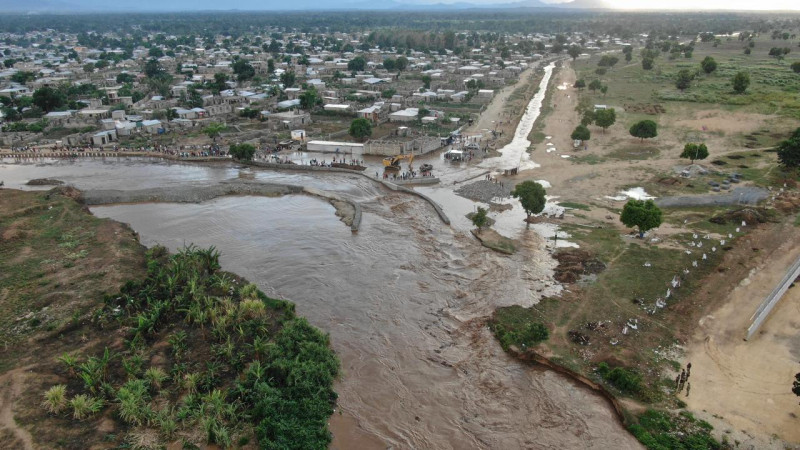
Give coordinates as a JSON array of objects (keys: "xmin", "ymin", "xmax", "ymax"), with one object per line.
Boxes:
[
  {"xmin": 684, "ymin": 221, "xmax": 800, "ymax": 446},
  {"xmin": 0, "ymin": 188, "xmax": 147, "ymax": 447}
]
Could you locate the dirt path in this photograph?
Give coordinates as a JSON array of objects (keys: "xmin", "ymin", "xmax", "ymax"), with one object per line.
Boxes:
[
  {"xmin": 683, "ymin": 224, "xmax": 800, "ymax": 447},
  {"xmin": 0, "ymin": 368, "xmax": 34, "ymax": 450}
]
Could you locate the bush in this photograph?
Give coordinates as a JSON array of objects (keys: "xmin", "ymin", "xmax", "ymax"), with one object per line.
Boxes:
[
  {"xmin": 70, "ymin": 394, "xmax": 103, "ymax": 420},
  {"xmin": 42, "ymin": 385, "xmax": 68, "ymax": 414}
]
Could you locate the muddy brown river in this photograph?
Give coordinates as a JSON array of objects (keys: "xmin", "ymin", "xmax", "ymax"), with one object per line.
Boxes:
[{"xmin": 1, "ymin": 157, "xmax": 639, "ymax": 449}]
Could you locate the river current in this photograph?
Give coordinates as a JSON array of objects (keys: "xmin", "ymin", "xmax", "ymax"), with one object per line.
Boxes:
[{"xmin": 1, "ymin": 156, "xmax": 639, "ymax": 449}]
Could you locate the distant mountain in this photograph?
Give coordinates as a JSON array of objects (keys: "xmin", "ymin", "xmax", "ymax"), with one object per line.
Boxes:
[{"xmin": 0, "ymin": 0, "xmax": 609, "ymax": 13}]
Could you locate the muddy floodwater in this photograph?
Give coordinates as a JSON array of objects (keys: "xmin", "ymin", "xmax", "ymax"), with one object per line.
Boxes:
[{"xmin": 2, "ymin": 157, "xmax": 639, "ymax": 449}]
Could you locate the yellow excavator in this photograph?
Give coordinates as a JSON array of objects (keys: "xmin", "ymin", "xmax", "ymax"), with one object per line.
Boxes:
[{"xmin": 382, "ymin": 153, "xmax": 414, "ymax": 171}]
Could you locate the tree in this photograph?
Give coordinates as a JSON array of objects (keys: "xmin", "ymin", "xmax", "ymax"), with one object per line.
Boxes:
[
  {"xmin": 267, "ymin": 59, "xmax": 275, "ymax": 74},
  {"xmin": 629, "ymin": 120, "xmax": 658, "ymax": 141},
  {"xmin": 144, "ymin": 58, "xmax": 165, "ymax": 79},
  {"xmin": 280, "ymin": 71, "xmax": 296, "ymax": 88},
  {"xmin": 573, "ymin": 79, "xmax": 586, "ymax": 89},
  {"xmin": 421, "ymin": 75, "xmax": 432, "ymax": 90},
  {"xmin": 793, "ymin": 373, "xmax": 800, "ymax": 400},
  {"xmin": 588, "ymin": 79, "xmax": 603, "ymax": 91},
  {"xmin": 594, "ymin": 108, "xmax": 616, "ymax": 133},
  {"xmin": 381, "ymin": 88, "xmax": 396, "ymax": 99},
  {"xmin": 511, "ymin": 181, "xmax": 546, "ymax": 220},
  {"xmin": 680, "ymin": 143, "xmax": 709, "ymax": 163},
  {"xmin": 229, "ymin": 143, "xmax": 256, "ymax": 161},
  {"xmin": 383, "ymin": 58, "xmax": 397, "ymax": 71},
  {"xmin": 620, "ymin": 199, "xmax": 663, "ymax": 237},
  {"xmin": 567, "ymin": 45, "xmax": 581, "ymax": 61},
  {"xmin": 675, "ymin": 69, "xmax": 694, "ymax": 90},
  {"xmin": 348, "ymin": 118, "xmax": 372, "ymax": 141},
  {"xmin": 116, "ymin": 73, "xmax": 135, "ymax": 84},
  {"xmin": 642, "ymin": 57, "xmax": 654, "ymax": 70},
  {"xmin": 232, "ymin": 59, "xmax": 255, "ymax": 82},
  {"xmin": 471, "ymin": 207, "xmax": 489, "ymax": 233},
  {"xmin": 597, "ymin": 55, "xmax": 619, "ymax": 67},
  {"xmin": 776, "ymin": 128, "xmax": 800, "ymax": 168},
  {"xmin": 700, "ymin": 56, "xmax": 718, "ymax": 74},
  {"xmin": 299, "ymin": 88, "xmax": 321, "ymax": 110},
  {"xmin": 347, "ymin": 56, "xmax": 366, "ymax": 72},
  {"xmin": 32, "ymin": 87, "xmax": 65, "ymax": 112},
  {"xmin": 792, "ymin": 62, "xmax": 800, "ymax": 74},
  {"xmin": 600, "ymin": 85, "xmax": 608, "ymax": 96},
  {"xmin": 580, "ymin": 109, "xmax": 596, "ymax": 127},
  {"xmin": 83, "ymin": 63, "xmax": 95, "ymax": 73},
  {"xmin": 732, "ymin": 71, "xmax": 750, "ymax": 94},
  {"xmin": 396, "ymin": 56, "xmax": 409, "ymax": 71},
  {"xmin": 571, "ymin": 125, "xmax": 590, "ymax": 142},
  {"xmin": 203, "ymin": 122, "xmax": 226, "ymax": 142}
]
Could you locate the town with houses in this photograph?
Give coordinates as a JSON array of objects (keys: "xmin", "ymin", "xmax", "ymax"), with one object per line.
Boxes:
[{"xmin": 0, "ymin": 27, "xmax": 623, "ymax": 155}]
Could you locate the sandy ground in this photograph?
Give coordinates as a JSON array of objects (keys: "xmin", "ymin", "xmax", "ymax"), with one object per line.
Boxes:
[
  {"xmin": 500, "ymin": 61, "xmax": 786, "ymax": 211},
  {"xmin": 684, "ymin": 225, "xmax": 800, "ymax": 447}
]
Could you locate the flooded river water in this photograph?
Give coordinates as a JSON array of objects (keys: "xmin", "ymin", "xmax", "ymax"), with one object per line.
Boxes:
[{"xmin": 1, "ymin": 157, "xmax": 639, "ymax": 449}]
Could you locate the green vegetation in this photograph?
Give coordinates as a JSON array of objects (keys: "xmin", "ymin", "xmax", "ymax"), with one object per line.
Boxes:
[
  {"xmin": 680, "ymin": 143, "xmax": 709, "ymax": 163},
  {"xmin": 629, "ymin": 409, "xmax": 720, "ymax": 450},
  {"xmin": 777, "ymin": 127, "xmax": 800, "ymax": 168},
  {"xmin": 46, "ymin": 245, "xmax": 339, "ymax": 448},
  {"xmin": 202, "ymin": 122, "xmax": 227, "ymax": 142},
  {"xmin": 620, "ymin": 199, "xmax": 663, "ymax": 236},
  {"xmin": 511, "ymin": 180, "xmax": 547, "ymax": 219},
  {"xmin": 571, "ymin": 125, "xmax": 591, "ymax": 142},
  {"xmin": 629, "ymin": 120, "xmax": 658, "ymax": 141},
  {"xmin": 490, "ymin": 306, "xmax": 549, "ymax": 351},
  {"xmin": 230, "ymin": 143, "xmax": 256, "ymax": 161},
  {"xmin": 597, "ymin": 362, "xmax": 642, "ymax": 395},
  {"xmin": 732, "ymin": 71, "xmax": 750, "ymax": 94},
  {"xmin": 348, "ymin": 117, "xmax": 372, "ymax": 141},
  {"xmin": 471, "ymin": 206, "xmax": 489, "ymax": 232}
]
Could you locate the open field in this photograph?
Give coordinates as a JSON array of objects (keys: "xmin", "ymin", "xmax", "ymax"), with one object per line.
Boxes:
[{"xmin": 492, "ymin": 34, "xmax": 800, "ymax": 449}]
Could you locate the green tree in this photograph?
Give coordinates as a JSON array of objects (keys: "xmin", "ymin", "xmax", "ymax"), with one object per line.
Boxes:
[
  {"xmin": 594, "ymin": 108, "xmax": 616, "ymax": 133},
  {"xmin": 511, "ymin": 181, "xmax": 546, "ymax": 220},
  {"xmin": 600, "ymin": 85, "xmax": 608, "ymax": 96},
  {"xmin": 267, "ymin": 59, "xmax": 275, "ymax": 74},
  {"xmin": 571, "ymin": 125, "xmax": 591, "ymax": 142},
  {"xmin": 588, "ymin": 79, "xmax": 603, "ymax": 91},
  {"xmin": 143, "ymin": 58, "xmax": 165, "ymax": 79},
  {"xmin": 116, "ymin": 73, "xmax": 135, "ymax": 84},
  {"xmin": 232, "ymin": 59, "xmax": 255, "ymax": 82},
  {"xmin": 792, "ymin": 62, "xmax": 800, "ymax": 74},
  {"xmin": 396, "ymin": 56, "xmax": 409, "ymax": 71},
  {"xmin": 629, "ymin": 120, "xmax": 658, "ymax": 141},
  {"xmin": 573, "ymin": 79, "xmax": 586, "ymax": 89},
  {"xmin": 567, "ymin": 45, "xmax": 581, "ymax": 61},
  {"xmin": 203, "ymin": 122, "xmax": 226, "ymax": 142},
  {"xmin": 383, "ymin": 58, "xmax": 397, "ymax": 71},
  {"xmin": 793, "ymin": 373, "xmax": 800, "ymax": 399},
  {"xmin": 347, "ymin": 56, "xmax": 366, "ymax": 72},
  {"xmin": 776, "ymin": 128, "xmax": 800, "ymax": 168},
  {"xmin": 620, "ymin": 199, "xmax": 663, "ymax": 237},
  {"xmin": 580, "ymin": 109, "xmax": 596, "ymax": 126},
  {"xmin": 299, "ymin": 87, "xmax": 321, "ymax": 110},
  {"xmin": 597, "ymin": 55, "xmax": 619, "ymax": 67},
  {"xmin": 732, "ymin": 71, "xmax": 750, "ymax": 94},
  {"xmin": 700, "ymin": 56, "xmax": 718, "ymax": 74},
  {"xmin": 642, "ymin": 57, "xmax": 654, "ymax": 70},
  {"xmin": 471, "ymin": 207, "xmax": 489, "ymax": 233},
  {"xmin": 421, "ymin": 75, "xmax": 432, "ymax": 90},
  {"xmin": 680, "ymin": 143, "xmax": 709, "ymax": 163},
  {"xmin": 348, "ymin": 118, "xmax": 372, "ymax": 141},
  {"xmin": 83, "ymin": 63, "xmax": 95, "ymax": 73},
  {"xmin": 32, "ymin": 86, "xmax": 65, "ymax": 112},
  {"xmin": 675, "ymin": 69, "xmax": 694, "ymax": 90},
  {"xmin": 280, "ymin": 71, "xmax": 296, "ymax": 88},
  {"xmin": 381, "ymin": 88, "xmax": 396, "ymax": 99},
  {"xmin": 229, "ymin": 143, "xmax": 256, "ymax": 161}
]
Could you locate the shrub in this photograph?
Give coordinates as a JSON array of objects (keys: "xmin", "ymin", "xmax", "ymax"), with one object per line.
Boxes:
[
  {"xmin": 42, "ymin": 385, "xmax": 68, "ymax": 414},
  {"xmin": 144, "ymin": 367, "xmax": 169, "ymax": 390},
  {"xmin": 70, "ymin": 394, "xmax": 103, "ymax": 420}
]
